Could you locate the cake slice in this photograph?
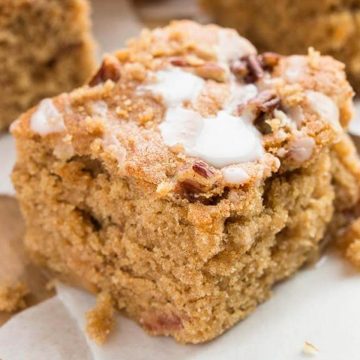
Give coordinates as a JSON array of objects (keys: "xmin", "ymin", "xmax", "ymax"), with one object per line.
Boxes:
[
  {"xmin": 0, "ymin": 0, "xmax": 96, "ymax": 130},
  {"xmin": 201, "ymin": 0, "xmax": 360, "ymax": 92},
  {"xmin": 12, "ymin": 21, "xmax": 360, "ymax": 344}
]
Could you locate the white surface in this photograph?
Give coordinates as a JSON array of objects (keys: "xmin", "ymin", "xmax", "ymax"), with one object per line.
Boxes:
[
  {"xmin": 0, "ymin": 133, "xmax": 16, "ymax": 195},
  {"xmin": 0, "ymin": 254, "xmax": 360, "ymax": 359},
  {"xmin": 1, "ymin": 0, "xmax": 360, "ymax": 358},
  {"xmin": 91, "ymin": 0, "xmax": 142, "ymax": 58}
]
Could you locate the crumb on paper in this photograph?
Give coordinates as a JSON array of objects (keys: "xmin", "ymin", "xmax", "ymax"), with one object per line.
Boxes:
[
  {"xmin": 86, "ymin": 291, "xmax": 115, "ymax": 344},
  {"xmin": 0, "ymin": 282, "xmax": 29, "ymax": 313},
  {"xmin": 337, "ymin": 217, "xmax": 360, "ymax": 270},
  {"xmin": 303, "ymin": 341, "xmax": 319, "ymax": 356}
]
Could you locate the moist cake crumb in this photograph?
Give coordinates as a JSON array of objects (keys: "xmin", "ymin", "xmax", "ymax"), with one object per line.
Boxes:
[
  {"xmin": 303, "ymin": 341, "xmax": 319, "ymax": 356},
  {"xmin": 86, "ymin": 292, "xmax": 115, "ymax": 344},
  {"xmin": 0, "ymin": 282, "xmax": 29, "ymax": 313},
  {"xmin": 11, "ymin": 21, "xmax": 360, "ymax": 343}
]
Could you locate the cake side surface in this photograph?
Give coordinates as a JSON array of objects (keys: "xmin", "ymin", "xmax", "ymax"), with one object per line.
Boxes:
[
  {"xmin": 0, "ymin": 0, "xmax": 96, "ymax": 130},
  {"xmin": 11, "ymin": 21, "xmax": 360, "ymax": 343}
]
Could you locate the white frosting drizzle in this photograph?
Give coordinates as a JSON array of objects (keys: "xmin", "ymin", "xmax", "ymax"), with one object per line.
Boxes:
[
  {"xmin": 142, "ymin": 68, "xmax": 204, "ymax": 107},
  {"xmin": 144, "ymin": 30, "xmax": 265, "ymax": 183},
  {"xmin": 187, "ymin": 111, "xmax": 263, "ymax": 168},
  {"xmin": 226, "ymin": 83, "xmax": 258, "ymax": 115},
  {"xmin": 216, "ymin": 29, "xmax": 256, "ymax": 65},
  {"xmin": 221, "ymin": 166, "xmax": 250, "ymax": 184},
  {"xmin": 30, "ymin": 99, "xmax": 65, "ymax": 135},
  {"xmin": 160, "ymin": 108, "xmax": 263, "ymax": 168},
  {"xmin": 289, "ymin": 136, "xmax": 315, "ymax": 163},
  {"xmin": 159, "ymin": 108, "xmax": 203, "ymax": 149},
  {"xmin": 306, "ymin": 91, "xmax": 342, "ymax": 135}
]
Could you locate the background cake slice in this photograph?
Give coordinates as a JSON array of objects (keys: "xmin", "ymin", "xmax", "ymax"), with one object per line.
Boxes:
[
  {"xmin": 12, "ymin": 21, "xmax": 360, "ymax": 343},
  {"xmin": 0, "ymin": 0, "xmax": 96, "ymax": 130},
  {"xmin": 201, "ymin": 0, "xmax": 360, "ymax": 93}
]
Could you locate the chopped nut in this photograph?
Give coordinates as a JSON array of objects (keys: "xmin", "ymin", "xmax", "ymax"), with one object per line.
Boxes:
[
  {"xmin": 303, "ymin": 341, "xmax": 319, "ymax": 356},
  {"xmin": 170, "ymin": 57, "xmax": 189, "ymax": 67},
  {"xmin": 259, "ymin": 52, "xmax": 282, "ymax": 70},
  {"xmin": 230, "ymin": 59, "xmax": 248, "ymax": 78},
  {"xmin": 140, "ymin": 311, "xmax": 183, "ymax": 334},
  {"xmin": 232, "ymin": 53, "xmax": 280, "ymax": 83},
  {"xmin": 254, "ymin": 116, "xmax": 272, "ymax": 135},
  {"xmin": 239, "ymin": 90, "xmax": 281, "ymax": 134},
  {"xmin": 240, "ymin": 90, "xmax": 281, "ymax": 115},
  {"xmin": 192, "ymin": 161, "xmax": 214, "ymax": 178},
  {"xmin": 242, "ymin": 54, "xmax": 264, "ymax": 83},
  {"xmin": 89, "ymin": 56, "xmax": 122, "ymax": 87},
  {"xmin": 195, "ymin": 63, "xmax": 227, "ymax": 82},
  {"xmin": 254, "ymin": 90, "xmax": 281, "ymax": 113},
  {"xmin": 185, "ymin": 55, "xmax": 205, "ymax": 66}
]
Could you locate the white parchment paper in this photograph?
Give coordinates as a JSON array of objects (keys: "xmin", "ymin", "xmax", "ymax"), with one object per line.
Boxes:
[{"xmin": 1, "ymin": 1, "xmax": 360, "ymax": 358}]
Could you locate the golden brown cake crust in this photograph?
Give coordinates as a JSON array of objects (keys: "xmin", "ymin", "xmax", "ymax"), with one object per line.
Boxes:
[
  {"xmin": 0, "ymin": 0, "xmax": 96, "ymax": 130},
  {"xmin": 11, "ymin": 21, "xmax": 360, "ymax": 343},
  {"xmin": 12, "ymin": 21, "xmax": 354, "ymax": 195}
]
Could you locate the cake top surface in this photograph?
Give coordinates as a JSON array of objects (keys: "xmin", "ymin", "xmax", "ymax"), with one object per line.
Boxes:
[{"xmin": 12, "ymin": 20, "xmax": 354, "ymax": 202}]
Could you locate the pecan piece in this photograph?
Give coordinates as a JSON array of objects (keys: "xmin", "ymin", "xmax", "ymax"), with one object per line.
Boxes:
[
  {"xmin": 192, "ymin": 161, "xmax": 214, "ymax": 178},
  {"xmin": 244, "ymin": 90, "xmax": 281, "ymax": 134},
  {"xmin": 239, "ymin": 90, "xmax": 280, "ymax": 117},
  {"xmin": 242, "ymin": 54, "xmax": 264, "ymax": 83},
  {"xmin": 255, "ymin": 90, "xmax": 281, "ymax": 113},
  {"xmin": 170, "ymin": 57, "xmax": 188, "ymax": 67},
  {"xmin": 230, "ymin": 59, "xmax": 248, "ymax": 78},
  {"xmin": 195, "ymin": 63, "xmax": 226, "ymax": 82},
  {"xmin": 141, "ymin": 311, "xmax": 183, "ymax": 334},
  {"xmin": 89, "ymin": 56, "xmax": 122, "ymax": 86},
  {"xmin": 259, "ymin": 52, "xmax": 282, "ymax": 71}
]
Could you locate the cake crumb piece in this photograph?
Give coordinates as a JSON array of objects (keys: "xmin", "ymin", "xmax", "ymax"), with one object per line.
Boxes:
[
  {"xmin": 337, "ymin": 217, "xmax": 360, "ymax": 270},
  {"xmin": 0, "ymin": 282, "xmax": 29, "ymax": 313},
  {"xmin": 86, "ymin": 292, "xmax": 115, "ymax": 344},
  {"xmin": 303, "ymin": 341, "xmax": 319, "ymax": 356}
]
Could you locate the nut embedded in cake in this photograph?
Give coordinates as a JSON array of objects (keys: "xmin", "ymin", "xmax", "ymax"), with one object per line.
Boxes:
[{"xmin": 12, "ymin": 21, "xmax": 360, "ymax": 343}]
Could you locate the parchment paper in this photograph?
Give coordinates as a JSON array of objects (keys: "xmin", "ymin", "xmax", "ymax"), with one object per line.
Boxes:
[{"xmin": 0, "ymin": 1, "xmax": 360, "ymax": 359}]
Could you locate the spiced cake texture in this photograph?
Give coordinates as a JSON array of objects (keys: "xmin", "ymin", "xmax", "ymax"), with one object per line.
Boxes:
[
  {"xmin": 0, "ymin": 0, "xmax": 95, "ymax": 130},
  {"xmin": 201, "ymin": 0, "xmax": 360, "ymax": 92},
  {"xmin": 12, "ymin": 21, "xmax": 360, "ymax": 343}
]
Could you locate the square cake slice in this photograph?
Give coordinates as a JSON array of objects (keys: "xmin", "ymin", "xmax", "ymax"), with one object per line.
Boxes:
[
  {"xmin": 12, "ymin": 21, "xmax": 360, "ymax": 343},
  {"xmin": 0, "ymin": 0, "xmax": 96, "ymax": 130}
]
